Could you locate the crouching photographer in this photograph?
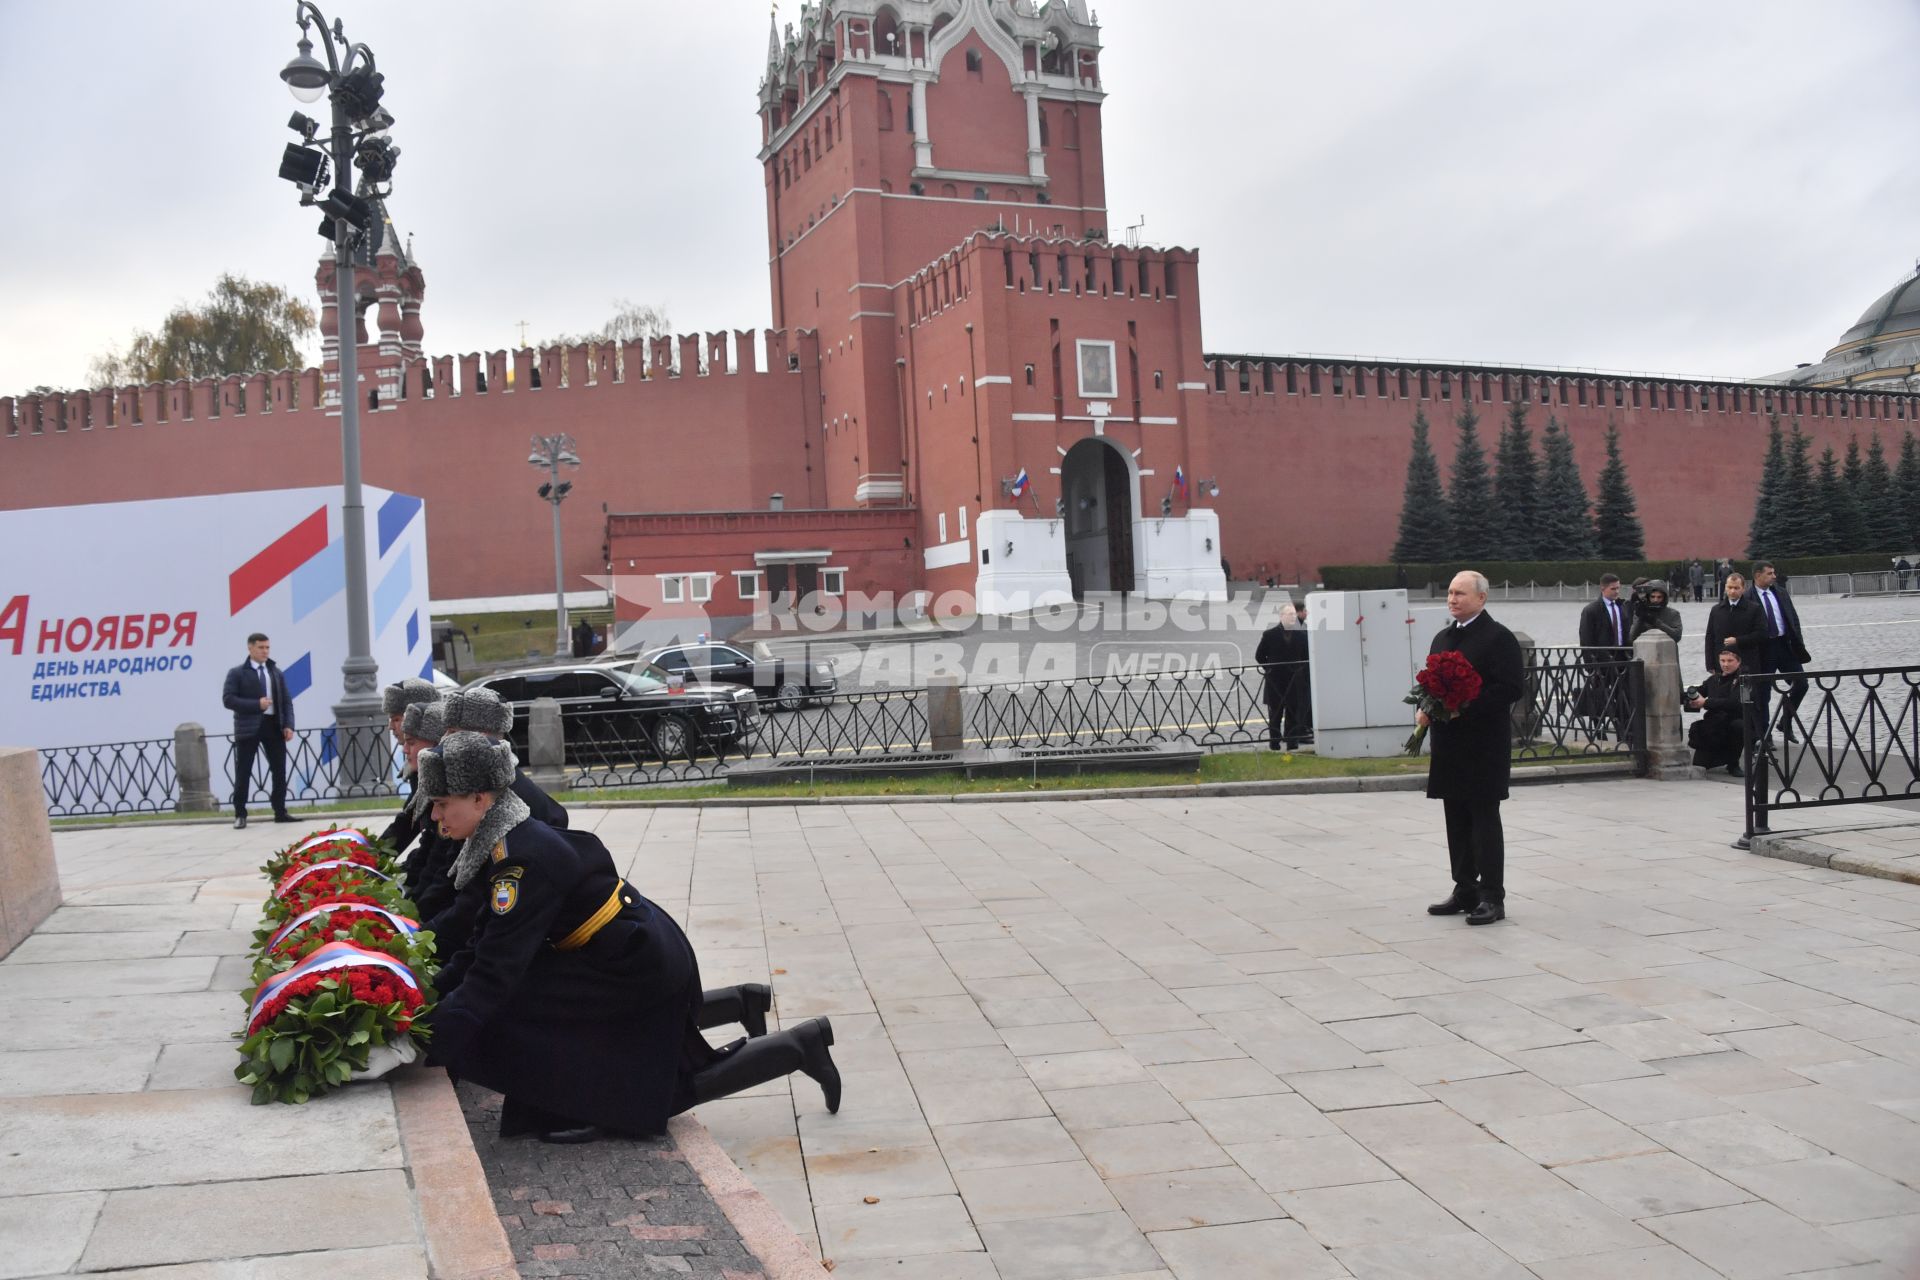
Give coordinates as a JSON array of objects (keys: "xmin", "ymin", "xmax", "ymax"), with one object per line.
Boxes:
[{"xmin": 1686, "ymin": 646, "xmax": 1747, "ymax": 776}]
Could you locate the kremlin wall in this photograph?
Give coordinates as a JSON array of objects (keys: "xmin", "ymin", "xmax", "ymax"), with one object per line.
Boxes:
[{"xmin": 4, "ymin": 0, "xmax": 1917, "ymax": 638}]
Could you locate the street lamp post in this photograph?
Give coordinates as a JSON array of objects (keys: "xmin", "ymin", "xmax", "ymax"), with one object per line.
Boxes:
[
  {"xmin": 528, "ymin": 434, "xmax": 581, "ymax": 658},
  {"xmin": 278, "ymin": 3, "xmax": 397, "ymax": 795}
]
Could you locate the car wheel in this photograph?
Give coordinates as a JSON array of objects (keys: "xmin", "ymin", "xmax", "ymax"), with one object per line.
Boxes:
[
  {"xmin": 776, "ymin": 681, "xmax": 806, "ymax": 713},
  {"xmin": 651, "ymin": 714, "xmax": 692, "ymax": 761}
]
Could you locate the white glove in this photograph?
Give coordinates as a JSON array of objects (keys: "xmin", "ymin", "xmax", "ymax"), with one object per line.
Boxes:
[{"xmin": 351, "ymin": 1034, "xmax": 421, "ymax": 1081}]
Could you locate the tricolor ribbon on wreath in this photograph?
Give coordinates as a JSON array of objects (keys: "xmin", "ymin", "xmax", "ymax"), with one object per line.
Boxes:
[
  {"xmin": 246, "ymin": 939, "xmax": 423, "ymax": 1030},
  {"xmin": 273, "ymin": 858, "xmax": 394, "ymax": 899},
  {"xmin": 288, "ymin": 829, "xmax": 371, "ymax": 857},
  {"xmin": 264, "ymin": 902, "xmax": 421, "ymax": 954}
]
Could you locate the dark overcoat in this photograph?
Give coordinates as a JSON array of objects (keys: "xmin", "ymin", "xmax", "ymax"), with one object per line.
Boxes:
[
  {"xmin": 430, "ymin": 817, "xmax": 711, "ymax": 1136},
  {"xmin": 1425, "ymin": 611, "xmax": 1526, "ymax": 802},
  {"xmin": 1703, "ymin": 597, "xmax": 1767, "ymax": 674}
]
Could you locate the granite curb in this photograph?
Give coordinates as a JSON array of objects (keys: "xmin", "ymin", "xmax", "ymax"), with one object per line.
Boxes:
[
  {"xmin": 52, "ymin": 759, "xmax": 1634, "ymax": 830},
  {"xmin": 392, "ymin": 1068, "xmax": 522, "ymax": 1280},
  {"xmin": 669, "ymin": 1113, "xmax": 831, "ymax": 1280},
  {"xmin": 1749, "ymin": 820, "xmax": 1920, "ymax": 886}
]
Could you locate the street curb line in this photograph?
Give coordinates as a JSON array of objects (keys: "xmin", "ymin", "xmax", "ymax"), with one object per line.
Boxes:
[
  {"xmin": 670, "ymin": 1112, "xmax": 831, "ymax": 1279},
  {"xmin": 390, "ymin": 1067, "xmax": 521, "ymax": 1280},
  {"xmin": 1749, "ymin": 825, "xmax": 1920, "ymax": 887},
  {"xmin": 51, "ymin": 761, "xmax": 1636, "ymax": 829}
]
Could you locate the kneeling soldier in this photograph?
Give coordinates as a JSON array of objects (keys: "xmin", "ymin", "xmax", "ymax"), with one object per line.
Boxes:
[{"xmin": 420, "ymin": 732, "xmax": 834, "ymax": 1143}]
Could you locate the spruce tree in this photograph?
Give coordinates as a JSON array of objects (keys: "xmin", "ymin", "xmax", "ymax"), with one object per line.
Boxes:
[
  {"xmin": 1390, "ymin": 409, "xmax": 1452, "ymax": 563},
  {"xmin": 1537, "ymin": 416, "xmax": 1597, "ymax": 560},
  {"xmin": 1814, "ymin": 446, "xmax": 1858, "ymax": 555},
  {"xmin": 1445, "ymin": 406, "xmax": 1502, "ymax": 562},
  {"xmin": 1774, "ymin": 423, "xmax": 1832, "ymax": 557},
  {"xmin": 1490, "ymin": 402, "xmax": 1543, "ymax": 559},
  {"xmin": 1861, "ymin": 432, "xmax": 1903, "ymax": 550},
  {"xmin": 1745, "ymin": 412, "xmax": 1786, "ymax": 559},
  {"xmin": 1592, "ymin": 422, "xmax": 1645, "ymax": 560},
  {"xmin": 1899, "ymin": 431, "xmax": 1920, "ymax": 549}
]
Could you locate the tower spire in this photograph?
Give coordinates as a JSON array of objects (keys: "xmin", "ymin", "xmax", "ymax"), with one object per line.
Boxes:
[{"xmin": 767, "ymin": 5, "xmax": 780, "ymax": 64}]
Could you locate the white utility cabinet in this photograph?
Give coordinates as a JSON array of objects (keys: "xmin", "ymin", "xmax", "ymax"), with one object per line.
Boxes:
[{"xmin": 1305, "ymin": 590, "xmax": 1451, "ymax": 757}]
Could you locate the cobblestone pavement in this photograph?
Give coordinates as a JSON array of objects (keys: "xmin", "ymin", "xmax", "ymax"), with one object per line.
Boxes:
[
  {"xmin": 458, "ymin": 1082, "xmax": 766, "ymax": 1280},
  {"xmin": 565, "ymin": 784, "xmax": 1920, "ymax": 1279}
]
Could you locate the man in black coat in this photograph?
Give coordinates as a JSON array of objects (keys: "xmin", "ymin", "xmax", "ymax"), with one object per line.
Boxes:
[
  {"xmin": 1422, "ymin": 572, "xmax": 1526, "ymax": 926},
  {"xmin": 221, "ymin": 632, "xmax": 295, "ymax": 829},
  {"xmin": 1687, "ymin": 647, "xmax": 1747, "ymax": 774},
  {"xmin": 1575, "ymin": 575, "xmax": 1630, "ymax": 735},
  {"xmin": 1750, "ymin": 561, "xmax": 1812, "ymax": 738},
  {"xmin": 1254, "ymin": 601, "xmax": 1311, "ymax": 750},
  {"xmin": 1704, "ymin": 572, "xmax": 1767, "ymax": 675}
]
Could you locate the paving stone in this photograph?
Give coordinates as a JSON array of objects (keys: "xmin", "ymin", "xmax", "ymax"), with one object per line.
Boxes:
[
  {"xmin": 1144, "ymin": 1057, "xmax": 1286, "ymax": 1103},
  {"xmin": 1718, "ymin": 1024, "xmax": 1865, "ymax": 1066},
  {"xmin": 1524, "ymin": 1244, "xmax": 1727, "ymax": 1279},
  {"xmin": 1074, "ymin": 1122, "xmax": 1230, "ymax": 1179},
  {"xmin": 1283, "ymin": 1067, "xmax": 1431, "ymax": 1111},
  {"xmin": 1364, "ymin": 1040, "xmax": 1517, "ymax": 1085},
  {"xmin": 1584, "ymin": 1017, "xmax": 1728, "ymax": 1061},
  {"xmin": 1330, "ymin": 1231, "xmax": 1534, "ymax": 1280},
  {"xmin": 1484, "ymin": 1108, "xmax": 1664, "ymax": 1167},
  {"xmin": 1227, "ymin": 1134, "xmax": 1396, "ymax": 1193},
  {"xmin": 1277, "ymin": 1179, "xmax": 1465, "ymax": 1248},
  {"xmin": 1641, "ymin": 1200, "xmax": 1874, "ymax": 1278},
  {"xmin": 977, "ymin": 1210, "xmax": 1163, "ymax": 1280},
  {"xmin": 1550, "ymin": 1152, "xmax": 1752, "ymax": 1219},
  {"xmin": 1501, "ymin": 1041, "xmax": 1661, "ymax": 1086},
  {"xmin": 818, "ymin": 1193, "xmax": 983, "ymax": 1263},
  {"xmin": 144, "ymin": 1041, "xmax": 246, "ymax": 1092},
  {"xmin": 1146, "ymin": 1218, "xmax": 1347, "ymax": 1280},
  {"xmin": 0, "ymin": 1190, "xmax": 104, "ymax": 1279},
  {"xmin": 1045, "ymin": 1082, "xmax": 1189, "ymax": 1133},
  {"xmin": 1446, "ymin": 1188, "xmax": 1658, "ymax": 1265},
  {"xmin": 917, "ymin": 1077, "xmax": 1052, "ymax": 1127},
  {"xmin": 804, "ymin": 1143, "xmax": 958, "ymax": 1207},
  {"xmin": 80, "ymin": 1170, "xmax": 413, "ymax": 1270},
  {"xmin": 1021, "ymin": 1049, "xmax": 1152, "ymax": 1092},
  {"xmin": 1103, "ymin": 1165, "xmax": 1284, "ymax": 1233},
  {"xmin": 936, "ymin": 1116, "xmax": 1086, "ymax": 1172},
  {"xmin": 1639, "ymin": 1112, "xmax": 1828, "ymax": 1172},
  {"xmin": 0, "ymin": 1085, "xmax": 401, "ymax": 1196},
  {"xmin": 1425, "ymin": 1071, "xmax": 1584, "ymax": 1123},
  {"xmin": 1186, "ymin": 1092, "xmax": 1339, "ymax": 1145},
  {"xmin": 954, "ymin": 1159, "xmax": 1119, "ymax": 1223},
  {"xmin": 1567, "ymin": 1075, "xmax": 1735, "ymax": 1125},
  {"xmin": 1718, "ymin": 1155, "xmax": 1920, "ymax": 1226},
  {"xmin": 0, "ymin": 1043, "xmax": 158, "ymax": 1097}
]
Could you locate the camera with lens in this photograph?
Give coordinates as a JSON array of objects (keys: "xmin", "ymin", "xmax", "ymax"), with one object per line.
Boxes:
[{"xmin": 1682, "ymin": 685, "xmax": 1704, "ymax": 706}]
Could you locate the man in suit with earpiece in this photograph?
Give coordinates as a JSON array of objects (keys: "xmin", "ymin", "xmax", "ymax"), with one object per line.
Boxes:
[{"xmin": 223, "ymin": 632, "xmax": 295, "ymax": 829}]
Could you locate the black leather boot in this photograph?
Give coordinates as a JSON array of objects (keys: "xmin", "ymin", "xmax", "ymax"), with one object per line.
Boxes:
[
  {"xmin": 690, "ymin": 1016, "xmax": 840, "ymax": 1113},
  {"xmin": 699, "ymin": 983, "xmax": 774, "ymax": 1038}
]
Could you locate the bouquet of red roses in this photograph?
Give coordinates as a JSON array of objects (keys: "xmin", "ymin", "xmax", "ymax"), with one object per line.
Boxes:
[
  {"xmin": 261, "ymin": 826, "xmax": 388, "ymax": 884},
  {"xmin": 1403, "ymin": 650, "xmax": 1483, "ymax": 754}
]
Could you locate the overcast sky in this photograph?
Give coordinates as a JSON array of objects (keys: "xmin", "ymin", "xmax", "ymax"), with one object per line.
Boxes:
[{"xmin": 3, "ymin": 1, "xmax": 1915, "ymax": 398}]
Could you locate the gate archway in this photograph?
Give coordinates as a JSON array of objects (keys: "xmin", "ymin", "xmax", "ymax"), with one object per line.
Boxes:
[{"xmin": 1061, "ymin": 437, "xmax": 1136, "ymax": 597}]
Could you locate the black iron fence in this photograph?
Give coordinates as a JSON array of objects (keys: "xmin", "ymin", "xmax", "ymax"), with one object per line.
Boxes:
[
  {"xmin": 1739, "ymin": 665, "xmax": 1920, "ymax": 844},
  {"xmin": 971, "ymin": 663, "xmax": 1292, "ymax": 752},
  {"xmin": 1520, "ymin": 647, "xmax": 1645, "ymax": 766},
  {"xmin": 39, "ymin": 652, "xmax": 1645, "ymax": 817},
  {"xmin": 38, "ymin": 737, "xmax": 179, "ymax": 818}
]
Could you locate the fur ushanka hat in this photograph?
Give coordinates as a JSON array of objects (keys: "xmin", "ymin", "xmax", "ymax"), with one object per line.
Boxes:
[
  {"xmin": 417, "ymin": 731, "xmax": 516, "ymax": 798},
  {"xmin": 382, "ymin": 677, "xmax": 441, "ymax": 718},
  {"xmin": 439, "ymin": 687, "xmax": 515, "ymax": 737}
]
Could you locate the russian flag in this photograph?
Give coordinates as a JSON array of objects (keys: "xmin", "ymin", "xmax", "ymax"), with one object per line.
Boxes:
[
  {"xmin": 1174, "ymin": 465, "xmax": 1188, "ymax": 497},
  {"xmin": 1011, "ymin": 467, "xmax": 1030, "ymax": 498}
]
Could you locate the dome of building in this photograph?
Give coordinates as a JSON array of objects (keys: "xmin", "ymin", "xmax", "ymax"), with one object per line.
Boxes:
[{"xmin": 1770, "ymin": 263, "xmax": 1920, "ymax": 390}]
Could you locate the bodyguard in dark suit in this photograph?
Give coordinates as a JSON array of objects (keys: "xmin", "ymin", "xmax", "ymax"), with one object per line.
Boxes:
[
  {"xmin": 1422, "ymin": 572, "xmax": 1526, "ymax": 925},
  {"xmin": 1750, "ymin": 561, "xmax": 1812, "ymax": 737},
  {"xmin": 1254, "ymin": 602, "xmax": 1312, "ymax": 750},
  {"xmin": 1575, "ymin": 575, "xmax": 1630, "ymax": 734},
  {"xmin": 1703, "ymin": 572, "xmax": 1767, "ymax": 675},
  {"xmin": 222, "ymin": 632, "xmax": 295, "ymax": 829}
]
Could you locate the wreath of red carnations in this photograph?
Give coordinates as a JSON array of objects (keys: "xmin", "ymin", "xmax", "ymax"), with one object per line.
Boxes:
[
  {"xmin": 1403, "ymin": 650, "xmax": 1484, "ymax": 754},
  {"xmin": 261, "ymin": 827, "xmax": 387, "ymax": 884}
]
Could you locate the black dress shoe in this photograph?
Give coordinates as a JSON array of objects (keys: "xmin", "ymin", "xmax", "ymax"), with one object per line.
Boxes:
[
  {"xmin": 1726, "ymin": 761, "xmax": 1743, "ymax": 778},
  {"xmin": 795, "ymin": 1017, "xmax": 842, "ymax": 1114},
  {"xmin": 538, "ymin": 1124, "xmax": 603, "ymax": 1145},
  {"xmin": 273, "ymin": 812, "xmax": 295, "ymax": 824},
  {"xmin": 1466, "ymin": 901, "xmax": 1506, "ymax": 926},
  {"xmin": 739, "ymin": 982, "xmax": 773, "ymax": 1039},
  {"xmin": 1427, "ymin": 892, "xmax": 1477, "ymax": 916},
  {"xmin": 233, "ymin": 814, "xmax": 248, "ymax": 830}
]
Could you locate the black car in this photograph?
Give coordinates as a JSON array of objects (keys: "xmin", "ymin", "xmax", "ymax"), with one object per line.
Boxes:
[
  {"xmin": 469, "ymin": 662, "xmax": 760, "ymax": 763},
  {"xmin": 637, "ymin": 642, "xmax": 838, "ymax": 712}
]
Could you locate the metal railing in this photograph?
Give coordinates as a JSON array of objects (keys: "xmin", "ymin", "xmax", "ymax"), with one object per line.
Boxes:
[
  {"xmin": 212, "ymin": 728, "xmax": 405, "ymax": 810},
  {"xmin": 1519, "ymin": 647, "xmax": 1646, "ymax": 766},
  {"xmin": 970, "ymin": 662, "xmax": 1295, "ymax": 752},
  {"xmin": 39, "ymin": 737, "xmax": 179, "ymax": 818},
  {"xmin": 1738, "ymin": 665, "xmax": 1920, "ymax": 844},
  {"xmin": 39, "ymin": 653, "xmax": 1646, "ymax": 817}
]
